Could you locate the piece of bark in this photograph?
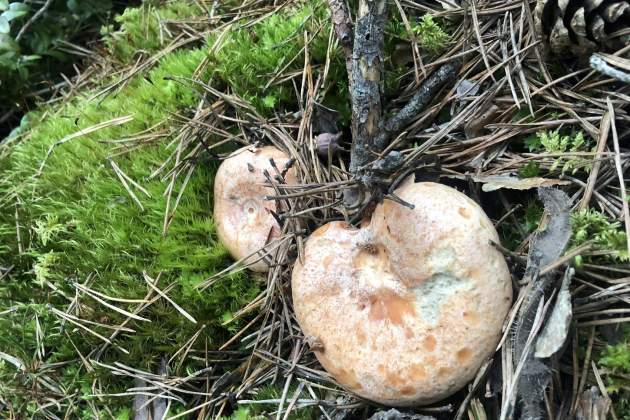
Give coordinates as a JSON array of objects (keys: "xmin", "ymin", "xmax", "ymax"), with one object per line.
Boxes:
[
  {"xmin": 473, "ymin": 174, "xmax": 570, "ymax": 192},
  {"xmin": 348, "ymin": 0, "xmax": 388, "ymax": 176},
  {"xmin": 316, "ymin": 132, "xmax": 344, "ymax": 157},
  {"xmin": 534, "ymin": 267, "xmax": 574, "ymax": 358},
  {"xmin": 513, "ymin": 188, "xmax": 572, "ymax": 420},
  {"xmin": 328, "ymin": 0, "xmax": 354, "ymax": 80},
  {"xmin": 132, "ymin": 378, "xmax": 150, "ymax": 420}
]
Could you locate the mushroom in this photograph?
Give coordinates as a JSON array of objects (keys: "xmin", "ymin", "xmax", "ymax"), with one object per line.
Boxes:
[
  {"xmin": 214, "ymin": 145, "xmax": 296, "ymax": 272},
  {"xmin": 292, "ymin": 178, "xmax": 512, "ymax": 406}
]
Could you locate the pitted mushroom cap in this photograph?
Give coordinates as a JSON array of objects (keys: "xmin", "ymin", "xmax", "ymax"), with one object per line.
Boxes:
[
  {"xmin": 214, "ymin": 146, "xmax": 296, "ymax": 272},
  {"xmin": 292, "ymin": 179, "xmax": 512, "ymax": 406}
]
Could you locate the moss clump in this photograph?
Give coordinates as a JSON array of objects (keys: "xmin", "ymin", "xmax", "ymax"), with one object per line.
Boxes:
[
  {"xmin": 0, "ymin": 0, "xmax": 349, "ymax": 415},
  {"xmin": 226, "ymin": 385, "xmax": 319, "ymax": 420},
  {"xmin": 383, "ymin": 12, "xmax": 453, "ymax": 97},
  {"xmin": 413, "ymin": 14, "xmax": 451, "ymax": 54},
  {"xmin": 571, "ymin": 209, "xmax": 629, "ymax": 264},
  {"xmin": 524, "ymin": 129, "xmax": 594, "ymax": 174},
  {"xmin": 102, "ymin": 2, "xmax": 203, "ymax": 62},
  {"xmin": 0, "ymin": 45, "xmax": 260, "ymax": 415},
  {"xmin": 598, "ymin": 333, "xmax": 630, "ymax": 418},
  {"xmin": 208, "ymin": 2, "xmax": 348, "ymax": 115}
]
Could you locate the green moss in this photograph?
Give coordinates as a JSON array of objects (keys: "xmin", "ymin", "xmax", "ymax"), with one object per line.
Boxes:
[
  {"xmin": 571, "ymin": 209, "xmax": 629, "ymax": 264},
  {"xmin": 524, "ymin": 129, "xmax": 594, "ymax": 174},
  {"xmin": 102, "ymin": 2, "xmax": 203, "ymax": 62},
  {"xmin": 0, "ymin": 1, "xmax": 352, "ymax": 415},
  {"xmin": 228, "ymin": 384, "xmax": 319, "ymax": 420},
  {"xmin": 208, "ymin": 1, "xmax": 348, "ymax": 116},
  {"xmin": 0, "ymin": 46, "xmax": 260, "ymax": 415},
  {"xmin": 518, "ymin": 161, "xmax": 541, "ymax": 178},
  {"xmin": 386, "ymin": 13, "xmax": 451, "ymax": 55},
  {"xmin": 414, "ymin": 15, "xmax": 450, "ymax": 54},
  {"xmin": 598, "ymin": 332, "xmax": 630, "ymax": 418},
  {"xmin": 382, "ymin": 12, "xmax": 453, "ymax": 98}
]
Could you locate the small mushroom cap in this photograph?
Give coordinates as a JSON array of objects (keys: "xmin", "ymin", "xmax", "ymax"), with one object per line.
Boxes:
[
  {"xmin": 214, "ymin": 146, "xmax": 296, "ymax": 272},
  {"xmin": 292, "ymin": 179, "xmax": 512, "ymax": 406}
]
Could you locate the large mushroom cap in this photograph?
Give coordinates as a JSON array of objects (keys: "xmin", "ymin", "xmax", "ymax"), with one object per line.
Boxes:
[
  {"xmin": 214, "ymin": 145, "xmax": 296, "ymax": 272},
  {"xmin": 292, "ymin": 179, "xmax": 512, "ymax": 406}
]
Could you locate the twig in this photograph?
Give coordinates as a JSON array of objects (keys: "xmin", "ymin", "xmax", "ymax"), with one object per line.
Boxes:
[
  {"xmin": 607, "ymin": 98, "xmax": 630, "ymax": 260},
  {"xmin": 327, "ymin": 0, "xmax": 353, "ymax": 80},
  {"xmin": 374, "ymin": 59, "xmax": 462, "ymax": 151},
  {"xmin": 590, "ymin": 54, "xmax": 630, "ymax": 84},
  {"xmin": 579, "ymin": 112, "xmax": 611, "ymax": 210},
  {"xmin": 15, "ymin": 0, "xmax": 53, "ymax": 42},
  {"xmin": 347, "ymin": 0, "xmax": 388, "ymax": 177}
]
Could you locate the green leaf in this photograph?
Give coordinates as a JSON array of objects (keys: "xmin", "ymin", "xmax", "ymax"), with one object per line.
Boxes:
[
  {"xmin": 2, "ymin": 2, "xmax": 28, "ymax": 21},
  {"xmin": 0, "ymin": 33, "xmax": 17, "ymax": 52},
  {"xmin": 523, "ymin": 134, "xmax": 541, "ymax": 152},
  {"xmin": 66, "ymin": 0, "xmax": 79, "ymax": 13},
  {"xmin": 44, "ymin": 49, "xmax": 67, "ymax": 61},
  {"xmin": 0, "ymin": 0, "xmax": 8, "ymax": 11},
  {"xmin": 16, "ymin": 62, "xmax": 27, "ymax": 79},
  {"xmin": 0, "ymin": 15, "xmax": 8, "ymax": 33},
  {"xmin": 114, "ymin": 407, "xmax": 131, "ymax": 420},
  {"xmin": 519, "ymin": 161, "xmax": 540, "ymax": 178},
  {"xmin": 8, "ymin": 2, "xmax": 27, "ymax": 11},
  {"xmin": 21, "ymin": 54, "xmax": 40, "ymax": 62},
  {"xmin": 262, "ymin": 94, "xmax": 277, "ymax": 108},
  {"xmin": 30, "ymin": 30, "xmax": 52, "ymax": 54}
]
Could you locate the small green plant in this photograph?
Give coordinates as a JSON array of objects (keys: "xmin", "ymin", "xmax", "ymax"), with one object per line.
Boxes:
[
  {"xmin": 524, "ymin": 129, "xmax": 594, "ymax": 174},
  {"xmin": 599, "ymin": 338, "xmax": 630, "ymax": 418},
  {"xmin": 386, "ymin": 13, "xmax": 450, "ymax": 55},
  {"xmin": 383, "ymin": 13, "xmax": 452, "ymax": 96},
  {"xmin": 414, "ymin": 14, "xmax": 450, "ymax": 54},
  {"xmin": 230, "ymin": 385, "xmax": 319, "ymax": 420},
  {"xmin": 497, "ymin": 199, "xmax": 543, "ymax": 251},
  {"xmin": 518, "ymin": 161, "xmax": 541, "ymax": 178},
  {"xmin": 571, "ymin": 209, "xmax": 629, "ymax": 264}
]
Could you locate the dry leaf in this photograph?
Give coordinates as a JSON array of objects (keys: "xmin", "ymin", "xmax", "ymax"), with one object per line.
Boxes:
[
  {"xmin": 473, "ymin": 174, "xmax": 570, "ymax": 192},
  {"xmin": 535, "ymin": 268, "xmax": 574, "ymax": 358}
]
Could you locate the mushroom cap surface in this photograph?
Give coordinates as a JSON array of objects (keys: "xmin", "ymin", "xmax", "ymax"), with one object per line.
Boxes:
[
  {"xmin": 292, "ymin": 179, "xmax": 512, "ymax": 406},
  {"xmin": 214, "ymin": 146, "xmax": 296, "ymax": 272}
]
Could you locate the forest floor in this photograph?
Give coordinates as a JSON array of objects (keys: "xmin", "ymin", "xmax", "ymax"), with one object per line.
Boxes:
[{"xmin": 0, "ymin": 1, "xmax": 629, "ymax": 419}]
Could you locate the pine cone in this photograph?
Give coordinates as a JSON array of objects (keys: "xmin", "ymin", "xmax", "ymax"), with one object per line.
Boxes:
[{"xmin": 535, "ymin": 0, "xmax": 630, "ymax": 56}]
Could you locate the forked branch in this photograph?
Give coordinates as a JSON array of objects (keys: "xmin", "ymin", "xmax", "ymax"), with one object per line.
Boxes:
[{"xmin": 327, "ymin": 0, "xmax": 461, "ymax": 211}]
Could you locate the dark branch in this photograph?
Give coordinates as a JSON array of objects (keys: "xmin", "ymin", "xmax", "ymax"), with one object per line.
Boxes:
[
  {"xmin": 337, "ymin": 0, "xmax": 460, "ymax": 213},
  {"xmin": 349, "ymin": 0, "xmax": 388, "ymax": 176},
  {"xmin": 375, "ymin": 59, "xmax": 462, "ymax": 151}
]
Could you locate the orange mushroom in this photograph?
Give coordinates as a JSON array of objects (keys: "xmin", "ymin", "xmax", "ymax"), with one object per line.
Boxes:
[
  {"xmin": 214, "ymin": 146, "xmax": 296, "ymax": 272},
  {"xmin": 292, "ymin": 177, "xmax": 512, "ymax": 405}
]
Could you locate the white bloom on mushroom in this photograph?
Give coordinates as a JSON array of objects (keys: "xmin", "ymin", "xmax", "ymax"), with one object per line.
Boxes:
[
  {"xmin": 214, "ymin": 145, "xmax": 296, "ymax": 272},
  {"xmin": 292, "ymin": 177, "xmax": 512, "ymax": 406}
]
